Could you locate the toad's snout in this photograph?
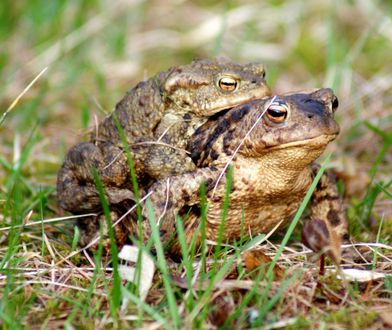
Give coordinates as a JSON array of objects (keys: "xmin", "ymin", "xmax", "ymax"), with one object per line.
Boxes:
[{"xmin": 310, "ymin": 88, "xmax": 339, "ymax": 114}]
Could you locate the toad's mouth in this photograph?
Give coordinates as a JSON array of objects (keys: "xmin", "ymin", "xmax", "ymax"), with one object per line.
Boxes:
[
  {"xmin": 267, "ymin": 133, "xmax": 338, "ymax": 150},
  {"xmin": 206, "ymin": 88, "xmax": 271, "ymax": 114}
]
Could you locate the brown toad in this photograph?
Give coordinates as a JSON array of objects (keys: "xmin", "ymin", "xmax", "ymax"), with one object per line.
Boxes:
[
  {"xmin": 57, "ymin": 58, "xmax": 270, "ymax": 215},
  {"xmin": 136, "ymin": 88, "xmax": 348, "ymax": 253}
]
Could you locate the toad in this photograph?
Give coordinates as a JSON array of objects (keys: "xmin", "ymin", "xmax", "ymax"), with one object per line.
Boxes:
[
  {"xmin": 135, "ymin": 88, "xmax": 349, "ymax": 253},
  {"xmin": 57, "ymin": 58, "xmax": 271, "ymax": 215}
]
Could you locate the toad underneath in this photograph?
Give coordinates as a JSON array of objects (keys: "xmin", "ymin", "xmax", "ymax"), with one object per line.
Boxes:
[{"xmin": 130, "ymin": 88, "xmax": 349, "ymax": 254}]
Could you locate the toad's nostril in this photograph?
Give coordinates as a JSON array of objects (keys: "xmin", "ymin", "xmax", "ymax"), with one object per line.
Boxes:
[
  {"xmin": 332, "ymin": 96, "xmax": 339, "ymax": 111},
  {"xmin": 307, "ymin": 114, "xmax": 313, "ymax": 119}
]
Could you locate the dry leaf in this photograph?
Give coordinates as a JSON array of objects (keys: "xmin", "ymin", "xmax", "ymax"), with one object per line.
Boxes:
[
  {"xmin": 208, "ymin": 292, "xmax": 235, "ymax": 327},
  {"xmin": 118, "ymin": 245, "xmax": 155, "ymax": 301},
  {"xmin": 378, "ymin": 307, "xmax": 392, "ymax": 327},
  {"xmin": 243, "ymin": 249, "xmax": 284, "ymax": 280},
  {"xmin": 335, "ymin": 268, "xmax": 386, "ymax": 282}
]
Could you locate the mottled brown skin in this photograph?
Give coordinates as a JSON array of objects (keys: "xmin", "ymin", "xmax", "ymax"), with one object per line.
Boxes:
[
  {"xmin": 138, "ymin": 88, "xmax": 349, "ymax": 253},
  {"xmin": 57, "ymin": 58, "xmax": 270, "ymax": 215}
]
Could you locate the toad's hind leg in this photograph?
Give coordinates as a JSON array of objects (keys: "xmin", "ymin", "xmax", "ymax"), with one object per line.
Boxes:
[
  {"xmin": 57, "ymin": 141, "xmax": 134, "ymax": 213},
  {"xmin": 76, "ymin": 206, "xmax": 139, "ymax": 254}
]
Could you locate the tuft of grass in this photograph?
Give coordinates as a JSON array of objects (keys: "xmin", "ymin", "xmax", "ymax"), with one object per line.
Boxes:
[{"xmin": 145, "ymin": 199, "xmax": 181, "ymax": 329}]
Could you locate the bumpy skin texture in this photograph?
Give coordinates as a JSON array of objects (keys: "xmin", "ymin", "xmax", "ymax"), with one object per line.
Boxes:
[
  {"xmin": 139, "ymin": 88, "xmax": 349, "ymax": 253},
  {"xmin": 57, "ymin": 58, "xmax": 271, "ymax": 215}
]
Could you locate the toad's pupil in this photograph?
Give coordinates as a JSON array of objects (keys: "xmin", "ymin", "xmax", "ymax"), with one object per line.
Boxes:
[
  {"xmin": 219, "ymin": 78, "xmax": 237, "ymax": 91},
  {"xmin": 267, "ymin": 108, "xmax": 286, "ymax": 118}
]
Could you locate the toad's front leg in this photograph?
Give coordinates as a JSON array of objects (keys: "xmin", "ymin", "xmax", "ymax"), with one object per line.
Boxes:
[
  {"xmin": 141, "ymin": 113, "xmax": 197, "ymax": 180},
  {"xmin": 304, "ymin": 164, "xmax": 349, "ymax": 262},
  {"xmin": 142, "ymin": 144, "xmax": 196, "ymax": 180},
  {"xmin": 140, "ymin": 167, "xmax": 222, "ymax": 246}
]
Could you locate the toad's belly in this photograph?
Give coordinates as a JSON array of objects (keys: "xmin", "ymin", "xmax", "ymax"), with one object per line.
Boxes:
[
  {"xmin": 186, "ymin": 194, "xmax": 306, "ymax": 242},
  {"xmin": 181, "ymin": 162, "xmax": 313, "ymax": 242}
]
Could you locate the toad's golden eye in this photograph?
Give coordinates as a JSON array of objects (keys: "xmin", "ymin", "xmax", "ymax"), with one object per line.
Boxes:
[
  {"xmin": 218, "ymin": 77, "xmax": 239, "ymax": 92},
  {"xmin": 266, "ymin": 102, "xmax": 288, "ymax": 124}
]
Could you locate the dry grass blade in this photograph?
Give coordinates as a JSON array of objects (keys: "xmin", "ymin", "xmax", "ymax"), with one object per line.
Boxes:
[
  {"xmin": 0, "ymin": 214, "xmax": 97, "ymax": 232},
  {"xmin": 0, "ymin": 67, "xmax": 48, "ymax": 127},
  {"xmin": 6, "ymin": 280, "xmax": 107, "ymax": 297}
]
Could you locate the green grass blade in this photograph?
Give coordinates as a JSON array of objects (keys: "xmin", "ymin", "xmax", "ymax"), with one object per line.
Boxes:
[
  {"xmin": 145, "ymin": 199, "xmax": 180, "ymax": 329},
  {"xmin": 92, "ymin": 168, "xmax": 121, "ymax": 318},
  {"xmin": 121, "ymin": 287, "xmax": 169, "ymax": 328}
]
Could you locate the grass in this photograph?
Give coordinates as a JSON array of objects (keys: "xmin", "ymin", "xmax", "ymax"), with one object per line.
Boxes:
[{"xmin": 1, "ymin": 0, "xmax": 392, "ymax": 329}]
